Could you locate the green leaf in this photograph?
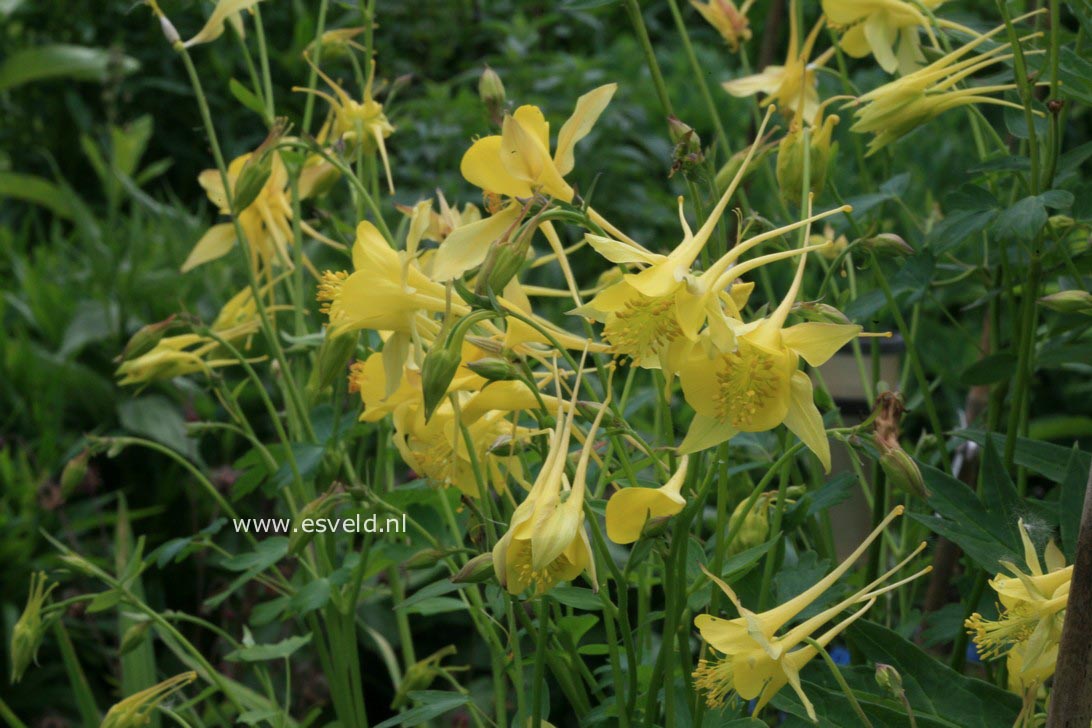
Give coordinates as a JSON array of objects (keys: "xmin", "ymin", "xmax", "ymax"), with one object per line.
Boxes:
[
  {"xmin": 912, "ymin": 462, "xmax": 1020, "ymax": 572},
  {"xmin": 954, "ymin": 430, "xmax": 1091, "ymax": 483},
  {"xmin": 550, "ymin": 585, "xmax": 603, "ymax": 611},
  {"xmin": 117, "ymin": 395, "xmax": 196, "ymax": 459},
  {"xmin": 0, "ymin": 171, "xmax": 74, "ymax": 218},
  {"xmin": 373, "ymin": 691, "xmax": 468, "ymax": 728},
  {"xmin": 0, "ymin": 44, "xmax": 139, "ymax": 91},
  {"xmin": 225, "ymin": 634, "xmax": 312, "ymax": 662},
  {"xmin": 992, "ymin": 195, "xmax": 1046, "ymax": 243},
  {"xmin": 1058, "ymin": 46, "xmax": 1092, "ymax": 106},
  {"xmin": 288, "ymin": 578, "xmax": 330, "ymax": 616},
  {"xmin": 229, "ymin": 78, "xmax": 271, "ymax": 122},
  {"xmin": 959, "ymin": 352, "xmax": 1017, "ymax": 386}
]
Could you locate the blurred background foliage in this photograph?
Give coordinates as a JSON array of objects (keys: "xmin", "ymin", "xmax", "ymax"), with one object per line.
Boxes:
[{"xmin": 1, "ymin": 0, "xmax": 1089, "ymax": 722}]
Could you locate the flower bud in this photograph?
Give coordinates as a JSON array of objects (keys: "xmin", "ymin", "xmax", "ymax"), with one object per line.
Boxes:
[
  {"xmin": 479, "ymin": 67, "xmax": 506, "ymax": 125},
  {"xmin": 233, "ymin": 119, "xmax": 288, "ymax": 212},
  {"xmin": 668, "ymin": 116, "xmax": 704, "ymax": 178},
  {"xmin": 102, "ymin": 672, "xmax": 197, "ymax": 728},
  {"xmin": 1038, "ymin": 289, "xmax": 1092, "ymax": 315},
  {"xmin": 10, "ymin": 572, "xmax": 56, "ymax": 683},
  {"xmin": 307, "ymin": 330, "xmax": 359, "ymax": 401},
  {"xmin": 466, "ymin": 357, "xmax": 520, "ymax": 382},
  {"xmin": 391, "ymin": 645, "xmax": 459, "ymax": 710},
  {"xmin": 118, "ymin": 315, "xmax": 179, "ymax": 362},
  {"xmin": 289, "ymin": 490, "xmax": 349, "ymax": 555},
  {"xmin": 403, "ymin": 548, "xmax": 449, "ymax": 570},
  {"xmin": 1046, "ymin": 214, "xmax": 1074, "ymax": 235},
  {"xmin": 421, "ymin": 345, "xmax": 463, "ymax": 420},
  {"xmin": 159, "ymin": 15, "xmax": 181, "ymax": 46},
  {"xmin": 874, "ymin": 663, "xmax": 904, "ymax": 696},
  {"xmin": 119, "ymin": 619, "xmax": 153, "ymax": 657},
  {"xmin": 639, "ymin": 514, "xmax": 674, "ymax": 540},
  {"xmin": 727, "ymin": 494, "xmax": 771, "ymax": 555},
  {"xmin": 451, "ymin": 552, "xmax": 494, "ymax": 584},
  {"xmin": 60, "ymin": 450, "xmax": 90, "ymax": 498},
  {"xmin": 477, "ymin": 230, "xmax": 531, "ymax": 296},
  {"xmin": 792, "ymin": 300, "xmax": 852, "ymax": 324},
  {"xmin": 777, "ymin": 114, "xmax": 839, "ymax": 207},
  {"xmin": 861, "ymin": 233, "xmax": 913, "ymax": 258}
]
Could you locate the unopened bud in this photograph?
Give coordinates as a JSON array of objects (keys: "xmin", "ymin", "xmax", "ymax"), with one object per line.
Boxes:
[
  {"xmin": 451, "ymin": 552, "xmax": 494, "ymax": 584},
  {"xmin": 792, "ymin": 300, "xmax": 852, "ymax": 324},
  {"xmin": 463, "ymin": 336, "xmax": 505, "ymax": 356},
  {"xmin": 668, "ymin": 116, "xmax": 704, "ymax": 178},
  {"xmin": 10, "ymin": 572, "xmax": 56, "ymax": 683},
  {"xmin": 875, "ymin": 663, "xmax": 904, "ymax": 696},
  {"xmin": 639, "ymin": 515, "xmax": 674, "ymax": 540},
  {"xmin": 477, "ymin": 229, "xmax": 531, "ymax": 296},
  {"xmin": 727, "ymin": 494, "xmax": 771, "ymax": 555},
  {"xmin": 391, "ymin": 645, "xmax": 459, "ymax": 710},
  {"xmin": 861, "ymin": 233, "xmax": 913, "ymax": 257},
  {"xmin": 1038, "ymin": 289, "xmax": 1092, "ymax": 315},
  {"xmin": 479, "ymin": 67, "xmax": 506, "ymax": 125},
  {"xmin": 421, "ymin": 345, "xmax": 463, "ymax": 421},
  {"xmin": 119, "ymin": 315, "xmax": 178, "ymax": 361},
  {"xmin": 1046, "ymin": 214, "xmax": 1074, "ymax": 235},
  {"xmin": 233, "ymin": 119, "xmax": 288, "ymax": 212},
  {"xmin": 466, "ymin": 357, "xmax": 519, "ymax": 382},
  {"xmin": 119, "ymin": 619, "xmax": 153, "ymax": 657},
  {"xmin": 403, "ymin": 548, "xmax": 448, "ymax": 570},
  {"xmin": 60, "ymin": 451, "xmax": 90, "ymax": 498},
  {"xmin": 289, "ymin": 490, "xmax": 349, "ymax": 555},
  {"xmin": 307, "ymin": 331, "xmax": 359, "ymax": 400},
  {"xmin": 777, "ymin": 114, "xmax": 839, "ymax": 207}
]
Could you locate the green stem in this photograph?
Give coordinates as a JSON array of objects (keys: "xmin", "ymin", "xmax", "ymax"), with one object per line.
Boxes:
[
  {"xmin": 804, "ymin": 637, "xmax": 874, "ymax": 728},
  {"xmin": 624, "ymin": 0, "xmax": 676, "ymax": 118}
]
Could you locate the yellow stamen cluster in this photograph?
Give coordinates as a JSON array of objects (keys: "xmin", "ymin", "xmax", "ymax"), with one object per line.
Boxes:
[
  {"xmin": 713, "ymin": 345, "xmax": 781, "ymax": 428},
  {"xmin": 316, "ymin": 270, "xmax": 348, "ymax": 315},
  {"xmin": 965, "ymin": 605, "xmax": 1040, "ymax": 660},
  {"xmin": 693, "ymin": 656, "xmax": 737, "ymax": 708},
  {"xmin": 602, "ymin": 294, "xmax": 683, "ymax": 362}
]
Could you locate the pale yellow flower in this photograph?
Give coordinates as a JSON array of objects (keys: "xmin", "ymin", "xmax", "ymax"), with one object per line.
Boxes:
[
  {"xmin": 691, "ymin": 0, "xmax": 755, "ymax": 52},
  {"xmin": 605, "ymin": 457, "xmax": 689, "ymax": 544},
  {"xmin": 823, "ymin": 0, "xmax": 944, "ymax": 74}
]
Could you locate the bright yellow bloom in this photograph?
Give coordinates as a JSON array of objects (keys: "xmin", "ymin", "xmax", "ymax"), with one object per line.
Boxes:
[
  {"xmin": 183, "ymin": 150, "xmax": 293, "ymax": 273},
  {"xmin": 493, "ymin": 368, "xmax": 606, "ymax": 595},
  {"xmin": 676, "ymin": 203, "xmax": 861, "ymax": 471},
  {"xmin": 965, "ymin": 519, "xmax": 1071, "ymax": 695},
  {"xmin": 116, "ymin": 286, "xmax": 265, "ymax": 386},
  {"xmin": 693, "ymin": 507, "xmax": 929, "ymax": 720},
  {"xmin": 823, "ymin": 0, "xmax": 943, "ymax": 74},
  {"xmin": 298, "ymin": 57, "xmax": 396, "ymax": 193},
  {"xmin": 848, "ymin": 19, "xmax": 1035, "ymax": 154},
  {"xmin": 461, "ymin": 84, "xmax": 616, "ymax": 204},
  {"xmin": 691, "ymin": 0, "xmax": 754, "ymax": 52},
  {"xmin": 102, "ymin": 672, "xmax": 197, "ymax": 728},
  {"xmin": 723, "ymin": 0, "xmax": 834, "ymax": 120},
  {"xmin": 605, "ymin": 456, "xmax": 689, "ymax": 544},
  {"xmin": 319, "ymin": 220, "xmax": 469, "ymax": 336}
]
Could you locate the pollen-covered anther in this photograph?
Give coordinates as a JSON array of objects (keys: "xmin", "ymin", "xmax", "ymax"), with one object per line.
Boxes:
[
  {"xmin": 317, "ymin": 270, "xmax": 349, "ymax": 315},
  {"xmin": 965, "ymin": 605, "xmax": 1040, "ymax": 659},
  {"xmin": 713, "ymin": 345, "xmax": 781, "ymax": 428},
  {"xmin": 602, "ymin": 295, "xmax": 683, "ymax": 361},
  {"xmin": 693, "ymin": 655, "xmax": 736, "ymax": 708}
]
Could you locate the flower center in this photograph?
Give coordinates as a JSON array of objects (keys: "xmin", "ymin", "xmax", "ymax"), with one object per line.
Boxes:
[
  {"xmin": 512, "ymin": 544, "xmax": 575, "ymax": 595},
  {"xmin": 693, "ymin": 655, "xmax": 737, "ymax": 708},
  {"xmin": 602, "ymin": 294, "xmax": 682, "ymax": 362},
  {"xmin": 966, "ymin": 604, "xmax": 1046, "ymax": 659},
  {"xmin": 712, "ymin": 343, "xmax": 782, "ymax": 429}
]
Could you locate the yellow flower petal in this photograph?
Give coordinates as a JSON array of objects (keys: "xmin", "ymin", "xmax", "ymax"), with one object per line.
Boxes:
[
  {"xmin": 183, "ymin": 0, "xmax": 264, "ymax": 48},
  {"xmin": 554, "ymin": 83, "xmax": 617, "ymax": 176},
  {"xmin": 460, "ymin": 135, "xmax": 533, "ymax": 199},
  {"xmin": 181, "ymin": 223, "xmax": 236, "ymax": 272},
  {"xmin": 782, "ymin": 371, "xmax": 831, "ymax": 471},
  {"xmin": 430, "ymin": 204, "xmax": 522, "ymax": 281},
  {"xmin": 779, "ymin": 322, "xmax": 862, "ymax": 366}
]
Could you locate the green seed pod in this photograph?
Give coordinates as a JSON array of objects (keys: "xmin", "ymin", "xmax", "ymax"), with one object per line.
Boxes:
[{"xmin": 879, "ymin": 448, "xmax": 930, "ymax": 500}]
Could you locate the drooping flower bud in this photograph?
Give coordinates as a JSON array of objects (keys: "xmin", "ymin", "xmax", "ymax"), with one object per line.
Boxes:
[
  {"xmin": 668, "ymin": 116, "xmax": 704, "ymax": 178},
  {"xmin": 874, "ymin": 663, "xmax": 904, "ymax": 696},
  {"xmin": 860, "ymin": 233, "xmax": 913, "ymax": 258},
  {"xmin": 232, "ymin": 119, "xmax": 288, "ymax": 212},
  {"xmin": 60, "ymin": 450, "xmax": 90, "ymax": 499},
  {"xmin": 307, "ymin": 330, "xmax": 359, "ymax": 401},
  {"xmin": 10, "ymin": 572, "xmax": 56, "ymax": 683},
  {"xmin": 726, "ymin": 493, "xmax": 772, "ymax": 555},
  {"xmin": 288, "ymin": 489, "xmax": 350, "ymax": 555},
  {"xmin": 390, "ymin": 646, "xmax": 462, "ymax": 710},
  {"xmin": 873, "ymin": 391, "xmax": 929, "ymax": 500}
]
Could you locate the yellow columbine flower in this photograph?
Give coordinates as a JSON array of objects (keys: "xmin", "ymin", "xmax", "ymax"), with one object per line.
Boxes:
[
  {"xmin": 102, "ymin": 672, "xmax": 198, "ymax": 728},
  {"xmin": 723, "ymin": 0, "xmax": 834, "ymax": 120},
  {"xmin": 605, "ymin": 456, "xmax": 689, "ymax": 544},
  {"xmin": 823, "ymin": 0, "xmax": 943, "ymax": 74},
  {"xmin": 116, "ymin": 286, "xmax": 265, "ymax": 386},
  {"xmin": 461, "ymin": 84, "xmax": 617, "ymax": 204},
  {"xmin": 848, "ymin": 18, "xmax": 1037, "ymax": 154},
  {"xmin": 676, "ymin": 202, "xmax": 861, "ymax": 470},
  {"xmin": 965, "ymin": 519, "xmax": 1071, "ymax": 695},
  {"xmin": 297, "ymin": 56, "xmax": 396, "ymax": 193},
  {"xmin": 693, "ymin": 507, "xmax": 929, "ymax": 720},
  {"xmin": 319, "ymin": 220, "xmax": 469, "ymax": 336},
  {"xmin": 178, "ymin": 0, "xmax": 260, "ymax": 48},
  {"xmin": 183, "ymin": 149, "xmax": 294, "ymax": 273},
  {"xmin": 493, "ymin": 368, "xmax": 607, "ymax": 595},
  {"xmin": 691, "ymin": 0, "xmax": 755, "ymax": 52}
]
